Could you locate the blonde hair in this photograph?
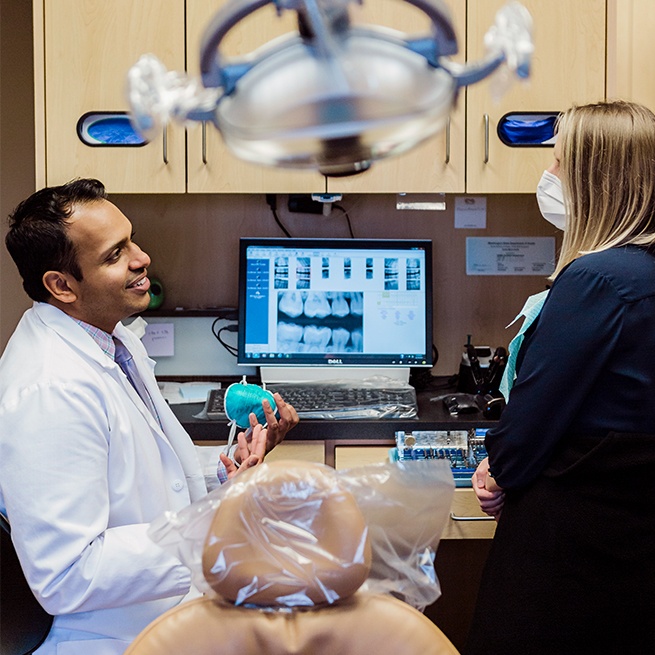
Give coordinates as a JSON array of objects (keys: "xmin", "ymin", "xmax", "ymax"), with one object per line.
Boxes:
[{"xmin": 552, "ymin": 100, "xmax": 655, "ymax": 278}]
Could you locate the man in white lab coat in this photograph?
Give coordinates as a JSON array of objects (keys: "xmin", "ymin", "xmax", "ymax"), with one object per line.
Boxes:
[{"xmin": 0, "ymin": 179, "xmax": 298, "ymax": 654}]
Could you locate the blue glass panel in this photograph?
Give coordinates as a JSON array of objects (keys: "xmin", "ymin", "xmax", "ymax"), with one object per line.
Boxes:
[
  {"xmin": 77, "ymin": 112, "xmax": 147, "ymax": 147},
  {"xmin": 497, "ymin": 113, "xmax": 559, "ymax": 146},
  {"xmin": 85, "ymin": 116, "xmax": 145, "ymax": 145}
]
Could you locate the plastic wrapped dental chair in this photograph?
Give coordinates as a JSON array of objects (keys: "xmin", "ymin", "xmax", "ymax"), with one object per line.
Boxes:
[{"xmin": 125, "ymin": 459, "xmax": 458, "ymax": 655}]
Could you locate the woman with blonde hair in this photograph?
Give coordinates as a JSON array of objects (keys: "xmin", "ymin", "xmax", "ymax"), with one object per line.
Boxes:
[{"xmin": 466, "ymin": 100, "xmax": 655, "ymax": 654}]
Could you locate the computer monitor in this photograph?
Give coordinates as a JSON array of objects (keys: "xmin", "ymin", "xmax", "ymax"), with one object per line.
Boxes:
[{"xmin": 237, "ymin": 238, "xmax": 433, "ymax": 383}]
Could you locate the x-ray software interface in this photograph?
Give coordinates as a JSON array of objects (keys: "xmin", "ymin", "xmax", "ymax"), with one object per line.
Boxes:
[{"xmin": 237, "ymin": 238, "xmax": 433, "ymax": 368}]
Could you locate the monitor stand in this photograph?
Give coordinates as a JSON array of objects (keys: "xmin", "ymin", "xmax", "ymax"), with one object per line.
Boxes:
[{"xmin": 259, "ymin": 366, "xmax": 411, "ymax": 385}]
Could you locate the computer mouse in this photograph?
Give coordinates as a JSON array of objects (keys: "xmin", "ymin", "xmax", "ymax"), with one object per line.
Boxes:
[{"xmin": 441, "ymin": 394, "xmax": 481, "ymax": 415}]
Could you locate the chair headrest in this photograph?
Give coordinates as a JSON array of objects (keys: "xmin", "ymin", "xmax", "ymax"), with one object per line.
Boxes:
[{"xmin": 202, "ymin": 461, "xmax": 372, "ymax": 607}]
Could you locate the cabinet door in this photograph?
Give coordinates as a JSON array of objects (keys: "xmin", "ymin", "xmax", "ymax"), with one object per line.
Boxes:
[
  {"xmin": 328, "ymin": 0, "xmax": 466, "ymax": 194},
  {"xmin": 186, "ymin": 0, "xmax": 325, "ymax": 193},
  {"xmin": 39, "ymin": 0, "xmax": 186, "ymax": 193},
  {"xmin": 607, "ymin": 0, "xmax": 655, "ymax": 111},
  {"xmin": 466, "ymin": 0, "xmax": 606, "ymax": 193}
]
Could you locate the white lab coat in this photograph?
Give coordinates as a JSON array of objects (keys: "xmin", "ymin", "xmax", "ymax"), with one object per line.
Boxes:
[{"xmin": 0, "ymin": 303, "xmax": 208, "ymax": 654}]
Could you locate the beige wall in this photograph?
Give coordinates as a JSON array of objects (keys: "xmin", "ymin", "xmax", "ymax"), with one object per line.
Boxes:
[
  {"xmin": 0, "ymin": 2, "xmax": 559, "ymax": 374},
  {"xmin": 113, "ymin": 192, "xmax": 557, "ymax": 375},
  {"xmin": 0, "ymin": 0, "xmax": 33, "ymax": 349}
]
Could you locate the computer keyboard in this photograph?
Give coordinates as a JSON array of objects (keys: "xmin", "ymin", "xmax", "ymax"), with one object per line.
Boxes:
[{"xmin": 204, "ymin": 383, "xmax": 419, "ymax": 420}]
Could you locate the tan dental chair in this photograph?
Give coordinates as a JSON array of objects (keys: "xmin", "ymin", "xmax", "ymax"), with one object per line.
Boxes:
[{"xmin": 125, "ymin": 461, "xmax": 459, "ymax": 655}]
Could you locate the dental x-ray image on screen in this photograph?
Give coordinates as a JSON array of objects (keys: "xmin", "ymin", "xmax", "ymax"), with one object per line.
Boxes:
[
  {"xmin": 277, "ymin": 291, "xmax": 364, "ymax": 354},
  {"xmin": 237, "ymin": 238, "xmax": 433, "ymax": 369}
]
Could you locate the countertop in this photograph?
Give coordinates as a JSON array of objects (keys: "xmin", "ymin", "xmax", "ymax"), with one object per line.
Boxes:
[{"xmin": 170, "ymin": 380, "xmax": 500, "ymax": 442}]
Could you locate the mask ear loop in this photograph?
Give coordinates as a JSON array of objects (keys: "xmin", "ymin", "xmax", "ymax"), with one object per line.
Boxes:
[{"xmin": 223, "ymin": 375, "xmax": 249, "ymax": 458}]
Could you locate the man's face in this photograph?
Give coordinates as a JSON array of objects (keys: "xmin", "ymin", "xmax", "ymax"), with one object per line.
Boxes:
[{"xmin": 63, "ymin": 199, "xmax": 152, "ymax": 333}]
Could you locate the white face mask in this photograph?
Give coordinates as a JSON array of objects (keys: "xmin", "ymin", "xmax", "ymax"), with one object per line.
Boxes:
[{"xmin": 536, "ymin": 170, "xmax": 566, "ymax": 230}]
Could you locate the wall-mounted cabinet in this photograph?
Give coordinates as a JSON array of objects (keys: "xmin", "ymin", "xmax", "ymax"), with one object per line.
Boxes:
[
  {"xmin": 35, "ymin": 0, "xmax": 187, "ymax": 193},
  {"xmin": 326, "ymin": 0, "xmax": 607, "ymax": 194},
  {"xmin": 326, "ymin": 0, "xmax": 466, "ymax": 194},
  {"xmin": 186, "ymin": 0, "xmax": 324, "ymax": 193},
  {"xmin": 465, "ymin": 0, "xmax": 606, "ymax": 194},
  {"xmin": 607, "ymin": 0, "xmax": 655, "ymax": 112},
  {"xmin": 34, "ymin": 0, "xmax": 324, "ymax": 193},
  {"xmin": 34, "ymin": 0, "xmax": 607, "ymax": 194}
]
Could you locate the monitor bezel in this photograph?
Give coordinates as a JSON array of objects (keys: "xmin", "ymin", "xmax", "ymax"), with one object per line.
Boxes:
[{"xmin": 237, "ymin": 237, "xmax": 434, "ymax": 368}]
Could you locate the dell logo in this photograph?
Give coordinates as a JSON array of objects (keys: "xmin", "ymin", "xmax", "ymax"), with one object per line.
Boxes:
[{"xmin": 327, "ymin": 359, "xmax": 343, "ymax": 365}]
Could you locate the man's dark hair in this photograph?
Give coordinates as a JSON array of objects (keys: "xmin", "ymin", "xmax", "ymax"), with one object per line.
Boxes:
[{"xmin": 6, "ymin": 178, "xmax": 108, "ymax": 302}]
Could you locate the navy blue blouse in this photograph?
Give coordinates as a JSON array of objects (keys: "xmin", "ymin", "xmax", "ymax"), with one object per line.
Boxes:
[{"xmin": 486, "ymin": 245, "xmax": 655, "ymax": 490}]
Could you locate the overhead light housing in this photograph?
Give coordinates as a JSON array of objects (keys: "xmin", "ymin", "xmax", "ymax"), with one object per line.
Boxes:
[{"xmin": 127, "ymin": 0, "xmax": 533, "ymax": 176}]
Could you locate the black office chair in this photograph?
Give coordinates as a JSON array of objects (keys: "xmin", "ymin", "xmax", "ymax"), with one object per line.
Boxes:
[{"xmin": 0, "ymin": 511, "xmax": 53, "ymax": 655}]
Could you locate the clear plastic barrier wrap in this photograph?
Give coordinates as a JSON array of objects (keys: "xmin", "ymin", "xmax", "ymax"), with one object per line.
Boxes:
[
  {"xmin": 196, "ymin": 376, "xmax": 420, "ymax": 421},
  {"xmin": 266, "ymin": 377, "xmax": 420, "ymax": 420},
  {"xmin": 148, "ymin": 459, "xmax": 454, "ymax": 611}
]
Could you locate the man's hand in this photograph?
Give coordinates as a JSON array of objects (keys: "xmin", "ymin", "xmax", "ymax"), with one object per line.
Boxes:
[
  {"xmin": 220, "ymin": 423, "xmax": 267, "ymax": 479},
  {"xmin": 261, "ymin": 392, "xmax": 299, "ymax": 454},
  {"xmin": 247, "ymin": 393, "xmax": 300, "ymax": 461},
  {"xmin": 472, "ymin": 457, "xmax": 505, "ymax": 520},
  {"xmin": 232, "ymin": 393, "xmax": 299, "ymax": 466}
]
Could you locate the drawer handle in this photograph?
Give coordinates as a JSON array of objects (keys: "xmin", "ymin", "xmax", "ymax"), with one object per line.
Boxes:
[
  {"xmin": 483, "ymin": 113, "xmax": 490, "ymax": 164},
  {"xmin": 450, "ymin": 511, "xmax": 495, "ymax": 522}
]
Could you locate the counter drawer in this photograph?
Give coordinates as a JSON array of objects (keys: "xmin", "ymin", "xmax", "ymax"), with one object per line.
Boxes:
[{"xmin": 197, "ymin": 440, "xmax": 325, "ymax": 465}]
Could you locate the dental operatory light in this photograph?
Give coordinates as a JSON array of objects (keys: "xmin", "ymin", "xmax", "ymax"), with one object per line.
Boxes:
[{"xmin": 127, "ymin": 0, "xmax": 533, "ymax": 177}]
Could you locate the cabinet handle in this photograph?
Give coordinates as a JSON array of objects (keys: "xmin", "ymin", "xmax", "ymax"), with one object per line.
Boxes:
[
  {"xmin": 444, "ymin": 116, "xmax": 451, "ymax": 164},
  {"xmin": 162, "ymin": 126, "xmax": 168, "ymax": 165},
  {"xmin": 483, "ymin": 113, "xmax": 490, "ymax": 164},
  {"xmin": 202, "ymin": 121, "xmax": 208, "ymax": 165},
  {"xmin": 450, "ymin": 511, "xmax": 495, "ymax": 522}
]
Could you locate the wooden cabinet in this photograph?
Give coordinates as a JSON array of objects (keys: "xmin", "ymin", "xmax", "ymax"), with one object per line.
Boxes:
[
  {"xmin": 198, "ymin": 440, "xmax": 326, "ymax": 464},
  {"xmin": 35, "ymin": 0, "xmax": 606, "ymax": 194},
  {"xmin": 35, "ymin": 0, "xmax": 187, "ymax": 193},
  {"xmin": 262, "ymin": 441, "xmax": 325, "ymax": 464},
  {"xmin": 327, "ymin": 0, "xmax": 466, "ymax": 194},
  {"xmin": 327, "ymin": 0, "xmax": 607, "ymax": 194},
  {"xmin": 442, "ymin": 488, "xmax": 496, "ymax": 539},
  {"xmin": 466, "ymin": 0, "xmax": 606, "ymax": 193},
  {"xmin": 607, "ymin": 0, "xmax": 655, "ymax": 112},
  {"xmin": 186, "ymin": 0, "xmax": 324, "ymax": 193},
  {"xmin": 34, "ymin": 0, "xmax": 323, "ymax": 194}
]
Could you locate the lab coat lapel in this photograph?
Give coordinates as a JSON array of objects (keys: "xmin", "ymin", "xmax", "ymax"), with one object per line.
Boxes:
[
  {"xmin": 32, "ymin": 304, "xmax": 207, "ymax": 502},
  {"xmin": 33, "ymin": 304, "xmax": 163, "ymax": 431},
  {"xmin": 113, "ymin": 323, "xmax": 207, "ymax": 501}
]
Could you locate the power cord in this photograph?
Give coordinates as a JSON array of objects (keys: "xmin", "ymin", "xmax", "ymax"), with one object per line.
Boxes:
[
  {"xmin": 211, "ymin": 316, "xmax": 238, "ymax": 358},
  {"xmin": 265, "ymin": 194, "xmax": 292, "ymax": 238},
  {"xmin": 409, "ymin": 344, "xmax": 441, "ymax": 390},
  {"xmin": 332, "ymin": 203, "xmax": 355, "ymax": 238}
]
